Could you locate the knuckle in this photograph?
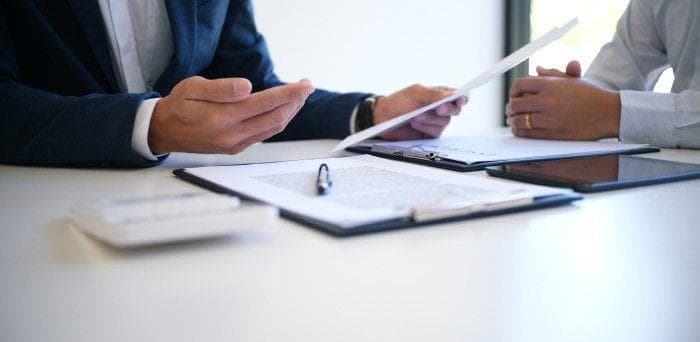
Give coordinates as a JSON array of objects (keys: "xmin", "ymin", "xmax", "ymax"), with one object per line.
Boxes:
[
  {"xmin": 287, "ymin": 88, "xmax": 304, "ymax": 102},
  {"xmin": 512, "ymin": 79, "xmax": 522, "ymax": 89},
  {"xmin": 211, "ymin": 112, "xmax": 230, "ymax": 128},
  {"xmin": 272, "ymin": 111, "xmax": 286, "ymax": 128},
  {"xmin": 508, "ymin": 100, "xmax": 518, "ymax": 112},
  {"xmin": 209, "ymin": 83, "xmax": 226, "ymax": 99},
  {"xmin": 226, "ymin": 144, "xmax": 245, "ymax": 155},
  {"xmin": 227, "ymin": 80, "xmax": 239, "ymax": 98},
  {"xmin": 273, "ymin": 124, "xmax": 285, "ymax": 134},
  {"xmin": 510, "ymin": 83, "xmax": 520, "ymax": 96},
  {"xmin": 408, "ymin": 83, "xmax": 422, "ymax": 92},
  {"xmin": 542, "ymin": 98, "xmax": 557, "ymax": 111},
  {"xmin": 257, "ymin": 96, "xmax": 276, "ymax": 112},
  {"xmin": 183, "ymin": 76, "xmax": 201, "ymax": 88},
  {"xmin": 179, "ymin": 82, "xmax": 193, "ymax": 97},
  {"xmin": 233, "ymin": 143, "xmax": 249, "ymax": 154},
  {"xmin": 214, "ymin": 135, "xmax": 236, "ymax": 150}
]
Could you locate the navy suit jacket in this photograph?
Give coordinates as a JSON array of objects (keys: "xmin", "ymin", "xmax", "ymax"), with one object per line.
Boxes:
[{"xmin": 0, "ymin": 0, "xmax": 370, "ymax": 167}]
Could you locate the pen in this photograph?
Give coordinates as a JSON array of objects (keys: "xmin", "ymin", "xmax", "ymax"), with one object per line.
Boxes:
[{"xmin": 316, "ymin": 163, "xmax": 332, "ymax": 196}]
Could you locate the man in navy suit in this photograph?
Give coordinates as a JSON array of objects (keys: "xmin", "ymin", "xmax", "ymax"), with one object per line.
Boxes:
[{"xmin": 0, "ymin": 0, "xmax": 466, "ymax": 167}]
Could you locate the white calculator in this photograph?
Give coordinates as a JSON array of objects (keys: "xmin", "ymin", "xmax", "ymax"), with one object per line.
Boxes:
[{"xmin": 69, "ymin": 192, "xmax": 278, "ymax": 247}]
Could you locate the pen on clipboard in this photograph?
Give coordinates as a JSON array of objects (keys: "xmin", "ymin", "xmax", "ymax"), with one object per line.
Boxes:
[{"xmin": 316, "ymin": 163, "xmax": 332, "ymax": 196}]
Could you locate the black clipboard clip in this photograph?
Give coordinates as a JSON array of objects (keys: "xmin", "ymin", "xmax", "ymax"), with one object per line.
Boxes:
[{"xmin": 371, "ymin": 144, "xmax": 446, "ymax": 162}]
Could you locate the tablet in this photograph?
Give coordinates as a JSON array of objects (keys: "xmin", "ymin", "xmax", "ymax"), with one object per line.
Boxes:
[{"xmin": 485, "ymin": 154, "xmax": 700, "ymax": 193}]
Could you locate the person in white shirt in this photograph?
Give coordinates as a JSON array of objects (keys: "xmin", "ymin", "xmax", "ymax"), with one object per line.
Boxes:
[{"xmin": 506, "ymin": 0, "xmax": 700, "ymax": 149}]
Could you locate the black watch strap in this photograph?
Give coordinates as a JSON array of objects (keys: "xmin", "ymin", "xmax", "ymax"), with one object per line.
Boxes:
[{"xmin": 356, "ymin": 96, "xmax": 379, "ymax": 132}]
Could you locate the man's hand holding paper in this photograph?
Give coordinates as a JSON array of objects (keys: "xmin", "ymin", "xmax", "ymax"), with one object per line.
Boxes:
[{"xmin": 374, "ymin": 85, "xmax": 468, "ymax": 141}]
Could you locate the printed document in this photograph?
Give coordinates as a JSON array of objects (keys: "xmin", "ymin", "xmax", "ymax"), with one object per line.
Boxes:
[
  {"xmin": 182, "ymin": 155, "xmax": 569, "ymax": 228},
  {"xmin": 371, "ymin": 135, "xmax": 654, "ymax": 164}
]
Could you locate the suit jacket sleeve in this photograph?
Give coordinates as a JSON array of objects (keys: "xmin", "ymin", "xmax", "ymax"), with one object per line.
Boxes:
[
  {"xmin": 201, "ymin": 0, "xmax": 372, "ymax": 141},
  {"xmin": 0, "ymin": 9, "xmax": 163, "ymax": 167}
]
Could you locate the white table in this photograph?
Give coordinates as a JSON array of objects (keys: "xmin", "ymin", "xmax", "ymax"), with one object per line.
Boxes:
[{"xmin": 2, "ymin": 139, "xmax": 700, "ymax": 342}]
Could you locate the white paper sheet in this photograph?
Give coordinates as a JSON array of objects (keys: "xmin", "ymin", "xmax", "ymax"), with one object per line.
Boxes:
[
  {"xmin": 371, "ymin": 135, "xmax": 653, "ymax": 164},
  {"xmin": 182, "ymin": 155, "xmax": 567, "ymax": 228},
  {"xmin": 331, "ymin": 18, "xmax": 579, "ymax": 153}
]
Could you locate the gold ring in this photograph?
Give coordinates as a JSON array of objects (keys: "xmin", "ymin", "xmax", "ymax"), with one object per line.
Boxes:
[{"xmin": 525, "ymin": 113, "xmax": 533, "ymax": 130}]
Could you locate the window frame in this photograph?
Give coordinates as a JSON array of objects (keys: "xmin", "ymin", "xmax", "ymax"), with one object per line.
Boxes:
[{"xmin": 503, "ymin": 0, "xmax": 531, "ymax": 125}]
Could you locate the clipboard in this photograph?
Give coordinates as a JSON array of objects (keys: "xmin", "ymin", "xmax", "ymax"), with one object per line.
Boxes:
[
  {"xmin": 346, "ymin": 142, "xmax": 660, "ymax": 172},
  {"xmin": 173, "ymin": 168, "xmax": 581, "ymax": 236}
]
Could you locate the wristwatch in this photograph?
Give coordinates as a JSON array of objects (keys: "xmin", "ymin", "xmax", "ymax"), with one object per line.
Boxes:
[{"xmin": 356, "ymin": 96, "xmax": 380, "ymax": 132}]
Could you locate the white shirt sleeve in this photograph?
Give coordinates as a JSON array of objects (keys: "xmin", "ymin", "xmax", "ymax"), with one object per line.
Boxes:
[
  {"xmin": 584, "ymin": 0, "xmax": 700, "ymax": 149},
  {"xmin": 620, "ymin": 90, "xmax": 700, "ymax": 149},
  {"xmin": 584, "ymin": 0, "xmax": 668, "ymax": 91},
  {"xmin": 131, "ymin": 98, "xmax": 164, "ymax": 161}
]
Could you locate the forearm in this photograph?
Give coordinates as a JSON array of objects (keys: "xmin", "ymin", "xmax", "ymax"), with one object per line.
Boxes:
[
  {"xmin": 619, "ymin": 90, "xmax": 700, "ymax": 149},
  {"xmin": 0, "ymin": 83, "xmax": 164, "ymax": 167}
]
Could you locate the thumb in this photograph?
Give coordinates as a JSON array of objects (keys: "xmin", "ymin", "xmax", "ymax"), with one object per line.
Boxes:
[
  {"xmin": 179, "ymin": 76, "xmax": 253, "ymax": 103},
  {"xmin": 406, "ymin": 85, "xmax": 453, "ymax": 104},
  {"xmin": 566, "ymin": 60, "xmax": 582, "ymax": 78}
]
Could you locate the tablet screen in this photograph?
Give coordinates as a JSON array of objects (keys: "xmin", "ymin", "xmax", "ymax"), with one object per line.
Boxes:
[{"xmin": 501, "ymin": 154, "xmax": 700, "ymax": 186}]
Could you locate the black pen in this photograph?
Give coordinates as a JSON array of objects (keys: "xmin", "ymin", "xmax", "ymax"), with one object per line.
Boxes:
[{"xmin": 316, "ymin": 163, "xmax": 332, "ymax": 196}]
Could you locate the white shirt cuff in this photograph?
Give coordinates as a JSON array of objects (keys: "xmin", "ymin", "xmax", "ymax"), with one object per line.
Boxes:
[
  {"xmin": 349, "ymin": 104, "xmax": 360, "ymax": 134},
  {"xmin": 131, "ymin": 98, "xmax": 164, "ymax": 161},
  {"xmin": 619, "ymin": 91, "xmax": 678, "ymax": 146}
]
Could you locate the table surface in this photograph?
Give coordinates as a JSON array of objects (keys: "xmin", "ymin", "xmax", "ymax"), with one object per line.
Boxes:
[{"xmin": 2, "ymin": 138, "xmax": 700, "ymax": 342}]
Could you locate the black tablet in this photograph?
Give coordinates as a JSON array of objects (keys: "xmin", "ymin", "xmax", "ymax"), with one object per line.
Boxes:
[{"xmin": 485, "ymin": 154, "xmax": 700, "ymax": 193}]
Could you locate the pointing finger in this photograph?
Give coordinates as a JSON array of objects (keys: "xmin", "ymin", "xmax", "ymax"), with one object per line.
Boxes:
[
  {"xmin": 410, "ymin": 121, "xmax": 445, "ymax": 138},
  {"xmin": 509, "ymin": 77, "xmax": 549, "ymax": 98},
  {"xmin": 412, "ymin": 112, "xmax": 451, "ymax": 127},
  {"xmin": 506, "ymin": 96, "xmax": 545, "ymax": 116}
]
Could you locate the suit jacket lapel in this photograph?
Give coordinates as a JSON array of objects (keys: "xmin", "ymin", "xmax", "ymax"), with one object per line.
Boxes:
[
  {"xmin": 65, "ymin": 0, "xmax": 120, "ymax": 93},
  {"xmin": 155, "ymin": 0, "xmax": 198, "ymax": 94}
]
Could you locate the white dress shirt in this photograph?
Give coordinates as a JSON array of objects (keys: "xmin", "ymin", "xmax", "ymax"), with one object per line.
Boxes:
[
  {"xmin": 584, "ymin": 0, "xmax": 700, "ymax": 149},
  {"xmin": 98, "ymin": 0, "xmax": 173, "ymax": 160},
  {"xmin": 97, "ymin": 1, "xmax": 361, "ymax": 160}
]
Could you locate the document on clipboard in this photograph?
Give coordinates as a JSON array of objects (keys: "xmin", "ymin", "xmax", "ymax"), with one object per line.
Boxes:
[
  {"xmin": 173, "ymin": 155, "xmax": 580, "ymax": 236},
  {"xmin": 346, "ymin": 135, "xmax": 659, "ymax": 172},
  {"xmin": 331, "ymin": 18, "xmax": 579, "ymax": 153}
]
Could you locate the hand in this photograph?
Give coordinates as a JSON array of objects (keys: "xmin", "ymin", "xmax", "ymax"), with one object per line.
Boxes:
[
  {"xmin": 149, "ymin": 76, "xmax": 314, "ymax": 154},
  {"xmin": 373, "ymin": 84, "xmax": 468, "ymax": 140},
  {"xmin": 506, "ymin": 60, "xmax": 621, "ymax": 140}
]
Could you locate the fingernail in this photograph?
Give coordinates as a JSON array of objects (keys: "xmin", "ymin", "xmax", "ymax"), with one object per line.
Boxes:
[{"xmin": 436, "ymin": 105, "xmax": 448, "ymax": 115}]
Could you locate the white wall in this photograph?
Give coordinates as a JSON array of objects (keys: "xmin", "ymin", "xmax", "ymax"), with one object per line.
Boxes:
[{"xmin": 253, "ymin": 0, "xmax": 505, "ymax": 135}]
